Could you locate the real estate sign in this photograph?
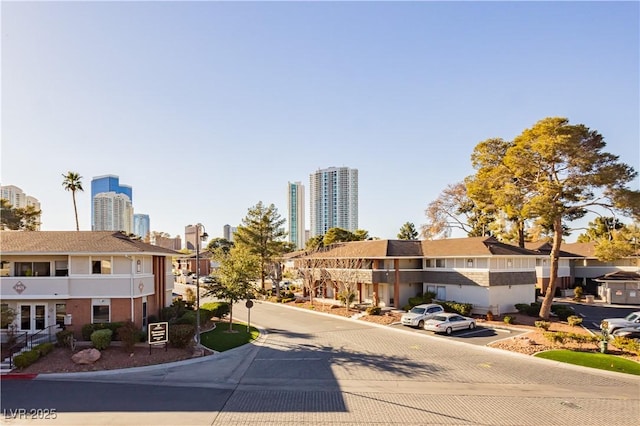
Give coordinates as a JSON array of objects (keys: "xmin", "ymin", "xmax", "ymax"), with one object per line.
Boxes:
[{"xmin": 148, "ymin": 321, "xmax": 169, "ymax": 345}]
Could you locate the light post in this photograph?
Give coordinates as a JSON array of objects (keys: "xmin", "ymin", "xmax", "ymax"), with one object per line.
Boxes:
[{"xmin": 193, "ymin": 223, "xmax": 208, "ymax": 345}]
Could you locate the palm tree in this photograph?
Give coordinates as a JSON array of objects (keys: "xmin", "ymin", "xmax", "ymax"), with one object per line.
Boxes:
[{"xmin": 62, "ymin": 171, "xmax": 84, "ymax": 231}]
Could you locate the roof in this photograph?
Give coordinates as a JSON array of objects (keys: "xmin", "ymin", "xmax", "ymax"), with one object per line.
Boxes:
[
  {"xmin": 300, "ymin": 237, "xmax": 538, "ymax": 259},
  {"xmin": 595, "ymin": 271, "xmax": 640, "ymax": 282},
  {"xmin": 0, "ymin": 231, "xmax": 179, "ymax": 255},
  {"xmin": 421, "ymin": 236, "xmax": 539, "ymax": 257}
]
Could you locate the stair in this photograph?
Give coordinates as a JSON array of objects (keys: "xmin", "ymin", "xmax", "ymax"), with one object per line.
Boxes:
[{"xmin": 1, "ymin": 328, "xmax": 60, "ymax": 375}]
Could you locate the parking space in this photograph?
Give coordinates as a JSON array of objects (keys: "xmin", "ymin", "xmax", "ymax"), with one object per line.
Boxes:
[{"xmin": 390, "ymin": 323, "xmax": 526, "ymax": 346}]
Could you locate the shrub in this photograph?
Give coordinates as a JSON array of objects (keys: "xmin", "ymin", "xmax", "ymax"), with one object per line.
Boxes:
[
  {"xmin": 91, "ymin": 329, "xmax": 113, "ymax": 350},
  {"xmin": 503, "ymin": 316, "xmax": 515, "ymax": 325},
  {"xmin": 56, "ymin": 329, "xmax": 74, "ymax": 348},
  {"xmin": 169, "ymin": 324, "xmax": 195, "ymax": 349},
  {"xmin": 612, "ymin": 336, "xmax": 640, "ymax": 356},
  {"xmin": 406, "ymin": 292, "xmax": 436, "ymax": 309},
  {"xmin": 117, "ymin": 321, "xmax": 140, "ymax": 353},
  {"xmin": 534, "ymin": 321, "xmax": 551, "ymax": 331},
  {"xmin": 543, "ymin": 331, "xmax": 568, "ymax": 346},
  {"xmin": 486, "ymin": 311, "xmax": 494, "ymax": 321},
  {"xmin": 567, "ymin": 315, "xmax": 583, "ymax": 327},
  {"xmin": 573, "ymin": 286, "xmax": 584, "ymax": 301},
  {"xmin": 440, "ymin": 301, "xmax": 473, "ymax": 316},
  {"xmin": 33, "ymin": 342, "xmax": 54, "ymax": 356},
  {"xmin": 366, "ymin": 306, "xmax": 382, "ymax": 315},
  {"xmin": 515, "ymin": 302, "xmax": 541, "ymax": 317},
  {"xmin": 13, "ymin": 349, "xmax": 40, "ymax": 369},
  {"xmin": 201, "ymin": 302, "xmax": 230, "ymax": 319},
  {"xmin": 81, "ymin": 322, "xmax": 124, "ymax": 341},
  {"xmin": 551, "ymin": 305, "xmax": 574, "ymax": 321}
]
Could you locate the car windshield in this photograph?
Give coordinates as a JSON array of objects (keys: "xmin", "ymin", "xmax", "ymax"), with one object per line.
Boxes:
[
  {"xmin": 410, "ymin": 307, "xmax": 426, "ymax": 314},
  {"xmin": 432, "ymin": 315, "xmax": 448, "ymax": 322},
  {"xmin": 625, "ymin": 313, "xmax": 640, "ymax": 321}
]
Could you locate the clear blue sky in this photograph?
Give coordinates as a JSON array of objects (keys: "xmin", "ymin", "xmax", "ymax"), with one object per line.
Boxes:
[{"xmin": 2, "ymin": 1, "xmax": 638, "ymax": 242}]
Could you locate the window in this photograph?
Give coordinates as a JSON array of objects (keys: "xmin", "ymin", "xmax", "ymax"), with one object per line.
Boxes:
[
  {"xmin": 435, "ymin": 259, "xmax": 445, "ymax": 268},
  {"xmin": 92, "ymin": 260, "xmax": 111, "ymax": 274},
  {"xmin": 467, "ymin": 259, "xmax": 474, "ymax": 268},
  {"xmin": 142, "ymin": 300, "xmax": 147, "ymax": 327},
  {"xmin": 55, "ymin": 303, "xmax": 66, "ymax": 327},
  {"xmin": 425, "ymin": 259, "xmax": 432, "ymax": 268},
  {"xmin": 55, "ymin": 260, "xmax": 68, "ymax": 277},
  {"xmin": 1, "ymin": 303, "xmax": 9, "ymax": 329},
  {"xmin": 92, "ymin": 305, "xmax": 110, "ymax": 323},
  {"xmin": 136, "ymin": 260, "xmax": 142, "ymax": 273},
  {"xmin": 15, "ymin": 262, "xmax": 51, "ymax": 277}
]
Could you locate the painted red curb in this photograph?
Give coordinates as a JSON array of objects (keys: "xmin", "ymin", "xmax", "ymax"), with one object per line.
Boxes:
[{"xmin": 0, "ymin": 373, "xmax": 38, "ymax": 380}]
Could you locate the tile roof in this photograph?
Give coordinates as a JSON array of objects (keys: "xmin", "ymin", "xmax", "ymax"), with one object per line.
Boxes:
[
  {"xmin": 0, "ymin": 231, "xmax": 179, "ymax": 255},
  {"xmin": 595, "ymin": 271, "xmax": 640, "ymax": 281},
  {"xmin": 300, "ymin": 237, "xmax": 538, "ymax": 259}
]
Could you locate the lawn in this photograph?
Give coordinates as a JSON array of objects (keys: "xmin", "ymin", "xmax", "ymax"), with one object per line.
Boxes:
[
  {"xmin": 534, "ymin": 350, "xmax": 640, "ymax": 376},
  {"xmin": 200, "ymin": 321, "xmax": 259, "ymax": 352}
]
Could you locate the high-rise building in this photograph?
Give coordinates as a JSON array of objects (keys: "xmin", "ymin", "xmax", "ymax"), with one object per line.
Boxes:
[
  {"xmin": 0, "ymin": 185, "xmax": 41, "ymax": 230},
  {"xmin": 287, "ymin": 181, "xmax": 306, "ymax": 249},
  {"xmin": 93, "ymin": 192, "xmax": 133, "ymax": 234},
  {"xmin": 223, "ymin": 224, "xmax": 237, "ymax": 242},
  {"xmin": 133, "ymin": 214, "xmax": 150, "ymax": 240},
  {"xmin": 309, "ymin": 167, "xmax": 358, "ymax": 237}
]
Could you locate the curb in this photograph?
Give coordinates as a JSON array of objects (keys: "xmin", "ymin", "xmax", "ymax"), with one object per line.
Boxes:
[{"xmin": 0, "ymin": 373, "xmax": 38, "ymax": 380}]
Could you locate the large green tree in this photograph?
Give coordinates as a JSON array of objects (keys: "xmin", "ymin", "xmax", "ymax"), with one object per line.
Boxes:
[
  {"xmin": 576, "ymin": 216, "xmax": 625, "ymax": 242},
  {"xmin": 469, "ymin": 117, "xmax": 639, "ymax": 319},
  {"xmin": 206, "ymin": 237, "xmax": 234, "ymax": 255},
  {"xmin": 62, "ymin": 171, "xmax": 84, "ymax": 231},
  {"xmin": 397, "ymin": 222, "xmax": 418, "ymax": 240},
  {"xmin": 234, "ymin": 202, "xmax": 287, "ymax": 290},
  {"xmin": 203, "ymin": 245, "xmax": 260, "ymax": 332}
]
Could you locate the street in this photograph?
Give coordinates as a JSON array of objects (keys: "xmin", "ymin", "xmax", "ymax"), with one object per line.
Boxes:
[{"xmin": 1, "ymin": 300, "xmax": 639, "ymax": 425}]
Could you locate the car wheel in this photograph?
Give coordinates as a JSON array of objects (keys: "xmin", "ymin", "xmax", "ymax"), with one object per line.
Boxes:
[
  {"xmin": 469, "ymin": 322, "xmax": 476, "ymax": 330},
  {"xmin": 417, "ymin": 320, "xmax": 424, "ymax": 329},
  {"xmin": 446, "ymin": 327, "xmax": 452, "ymax": 335}
]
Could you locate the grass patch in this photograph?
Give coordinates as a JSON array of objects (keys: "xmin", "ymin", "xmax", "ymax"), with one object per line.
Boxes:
[
  {"xmin": 200, "ymin": 321, "xmax": 259, "ymax": 352},
  {"xmin": 535, "ymin": 350, "xmax": 640, "ymax": 375}
]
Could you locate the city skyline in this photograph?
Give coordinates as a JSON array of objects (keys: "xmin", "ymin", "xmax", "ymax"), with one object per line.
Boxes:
[{"xmin": 2, "ymin": 2, "xmax": 638, "ymax": 241}]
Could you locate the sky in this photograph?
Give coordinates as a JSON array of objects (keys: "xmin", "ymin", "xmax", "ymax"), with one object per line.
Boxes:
[{"xmin": 2, "ymin": 1, "xmax": 639, "ymax": 243}]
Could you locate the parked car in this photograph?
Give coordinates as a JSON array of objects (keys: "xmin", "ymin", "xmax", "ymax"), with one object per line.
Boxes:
[
  {"xmin": 198, "ymin": 276, "xmax": 214, "ymax": 284},
  {"xmin": 612, "ymin": 326, "xmax": 640, "ymax": 340},
  {"xmin": 401, "ymin": 303, "xmax": 445, "ymax": 328},
  {"xmin": 424, "ymin": 313, "xmax": 477, "ymax": 335},
  {"xmin": 602, "ymin": 311, "xmax": 640, "ymax": 334}
]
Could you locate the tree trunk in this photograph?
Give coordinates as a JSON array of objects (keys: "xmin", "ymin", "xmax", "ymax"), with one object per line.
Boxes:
[
  {"xmin": 72, "ymin": 193, "xmax": 79, "ymax": 231},
  {"xmin": 539, "ymin": 216, "xmax": 563, "ymax": 319},
  {"xmin": 228, "ymin": 302, "xmax": 234, "ymax": 332},
  {"xmin": 518, "ymin": 220, "xmax": 525, "ymax": 248}
]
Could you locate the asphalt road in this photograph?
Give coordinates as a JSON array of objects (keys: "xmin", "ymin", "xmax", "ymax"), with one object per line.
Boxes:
[{"xmin": 1, "ymin": 300, "xmax": 639, "ymax": 425}]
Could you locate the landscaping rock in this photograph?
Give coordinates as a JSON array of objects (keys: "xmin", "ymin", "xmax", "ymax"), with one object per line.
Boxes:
[{"xmin": 71, "ymin": 348, "xmax": 101, "ymax": 365}]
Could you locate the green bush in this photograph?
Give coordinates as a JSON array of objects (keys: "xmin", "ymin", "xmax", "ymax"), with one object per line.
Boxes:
[
  {"xmin": 551, "ymin": 305, "xmax": 575, "ymax": 321},
  {"xmin": 33, "ymin": 342, "xmax": 54, "ymax": 356},
  {"xmin": 567, "ymin": 315, "xmax": 583, "ymax": 327},
  {"xmin": 117, "ymin": 321, "xmax": 140, "ymax": 353},
  {"xmin": 169, "ymin": 324, "xmax": 195, "ymax": 349},
  {"xmin": 543, "ymin": 331, "xmax": 569, "ymax": 346},
  {"xmin": 534, "ymin": 321, "xmax": 551, "ymax": 331},
  {"xmin": 81, "ymin": 322, "xmax": 124, "ymax": 341},
  {"xmin": 201, "ymin": 302, "xmax": 230, "ymax": 319},
  {"xmin": 56, "ymin": 329, "xmax": 74, "ymax": 348},
  {"xmin": 503, "ymin": 316, "xmax": 515, "ymax": 324},
  {"xmin": 366, "ymin": 306, "xmax": 382, "ymax": 315},
  {"xmin": 13, "ymin": 349, "xmax": 40, "ymax": 369},
  {"xmin": 406, "ymin": 292, "xmax": 436, "ymax": 309},
  {"xmin": 161, "ymin": 299, "xmax": 193, "ymax": 323},
  {"xmin": 515, "ymin": 302, "xmax": 541, "ymax": 317},
  {"xmin": 573, "ymin": 286, "xmax": 584, "ymax": 301},
  {"xmin": 440, "ymin": 301, "xmax": 473, "ymax": 316},
  {"xmin": 613, "ymin": 336, "xmax": 640, "ymax": 356},
  {"xmin": 91, "ymin": 329, "xmax": 113, "ymax": 350}
]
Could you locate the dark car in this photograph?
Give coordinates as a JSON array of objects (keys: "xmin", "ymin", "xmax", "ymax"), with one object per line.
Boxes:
[{"xmin": 612, "ymin": 326, "xmax": 640, "ymax": 340}]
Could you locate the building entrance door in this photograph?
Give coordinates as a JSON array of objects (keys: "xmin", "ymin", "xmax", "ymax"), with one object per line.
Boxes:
[{"xmin": 19, "ymin": 303, "xmax": 47, "ymax": 332}]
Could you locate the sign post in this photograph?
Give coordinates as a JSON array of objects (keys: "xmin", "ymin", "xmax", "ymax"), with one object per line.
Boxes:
[
  {"xmin": 245, "ymin": 300, "xmax": 254, "ymax": 333},
  {"xmin": 148, "ymin": 322, "xmax": 169, "ymax": 354}
]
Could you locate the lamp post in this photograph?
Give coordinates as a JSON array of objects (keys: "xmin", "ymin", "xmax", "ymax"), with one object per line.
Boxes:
[{"xmin": 193, "ymin": 223, "xmax": 208, "ymax": 345}]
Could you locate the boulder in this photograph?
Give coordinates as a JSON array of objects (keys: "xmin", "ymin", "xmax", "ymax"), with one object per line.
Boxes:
[{"xmin": 71, "ymin": 348, "xmax": 101, "ymax": 365}]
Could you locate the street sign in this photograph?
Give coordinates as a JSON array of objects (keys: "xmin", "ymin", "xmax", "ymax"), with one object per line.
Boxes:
[
  {"xmin": 246, "ymin": 300, "xmax": 254, "ymax": 309},
  {"xmin": 148, "ymin": 322, "xmax": 169, "ymax": 345}
]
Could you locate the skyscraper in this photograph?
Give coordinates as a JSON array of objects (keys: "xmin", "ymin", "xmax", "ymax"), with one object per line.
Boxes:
[
  {"xmin": 93, "ymin": 192, "xmax": 133, "ymax": 233},
  {"xmin": 309, "ymin": 167, "xmax": 358, "ymax": 237},
  {"xmin": 287, "ymin": 181, "xmax": 306, "ymax": 249},
  {"xmin": 91, "ymin": 175, "xmax": 133, "ymax": 232},
  {"xmin": 0, "ymin": 185, "xmax": 41, "ymax": 230},
  {"xmin": 223, "ymin": 224, "xmax": 237, "ymax": 242},
  {"xmin": 133, "ymin": 214, "xmax": 150, "ymax": 240}
]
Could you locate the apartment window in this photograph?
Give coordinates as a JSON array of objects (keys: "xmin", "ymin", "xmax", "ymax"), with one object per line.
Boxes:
[
  {"xmin": 92, "ymin": 259, "xmax": 111, "ymax": 274},
  {"xmin": 142, "ymin": 300, "xmax": 148, "ymax": 327},
  {"xmin": 136, "ymin": 260, "xmax": 142, "ymax": 273},
  {"xmin": 467, "ymin": 259, "xmax": 474, "ymax": 268},
  {"xmin": 55, "ymin": 260, "xmax": 69, "ymax": 277},
  {"xmin": 15, "ymin": 262, "xmax": 50, "ymax": 277},
  {"xmin": 55, "ymin": 303, "xmax": 66, "ymax": 327},
  {"xmin": 92, "ymin": 305, "xmax": 110, "ymax": 323},
  {"xmin": 425, "ymin": 259, "xmax": 432, "ymax": 268},
  {"xmin": 435, "ymin": 259, "xmax": 445, "ymax": 268}
]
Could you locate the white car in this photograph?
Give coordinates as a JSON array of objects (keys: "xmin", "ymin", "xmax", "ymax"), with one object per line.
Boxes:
[
  {"xmin": 424, "ymin": 313, "xmax": 477, "ymax": 335},
  {"xmin": 401, "ymin": 303, "xmax": 445, "ymax": 328},
  {"xmin": 602, "ymin": 311, "xmax": 640, "ymax": 334}
]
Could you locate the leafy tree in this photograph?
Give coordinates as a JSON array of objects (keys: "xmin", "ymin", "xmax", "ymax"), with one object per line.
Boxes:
[
  {"xmin": 206, "ymin": 237, "xmax": 234, "ymax": 255},
  {"xmin": 421, "ymin": 182, "xmax": 494, "ymax": 240},
  {"xmin": 0, "ymin": 199, "xmax": 41, "ymax": 231},
  {"xmin": 203, "ymin": 245, "xmax": 260, "ymax": 332},
  {"xmin": 1, "ymin": 305, "xmax": 16, "ymax": 328},
  {"xmin": 353, "ymin": 229, "xmax": 370, "ymax": 241},
  {"xmin": 322, "ymin": 227, "xmax": 369, "ymax": 245},
  {"xmin": 305, "ymin": 235, "xmax": 325, "ymax": 251},
  {"xmin": 62, "ymin": 171, "xmax": 84, "ymax": 231},
  {"xmin": 577, "ymin": 216, "xmax": 625, "ymax": 242},
  {"xmin": 469, "ymin": 117, "xmax": 639, "ymax": 319},
  {"xmin": 234, "ymin": 202, "xmax": 287, "ymax": 291},
  {"xmin": 397, "ymin": 222, "xmax": 418, "ymax": 240},
  {"xmin": 593, "ymin": 223, "xmax": 639, "ymax": 261}
]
